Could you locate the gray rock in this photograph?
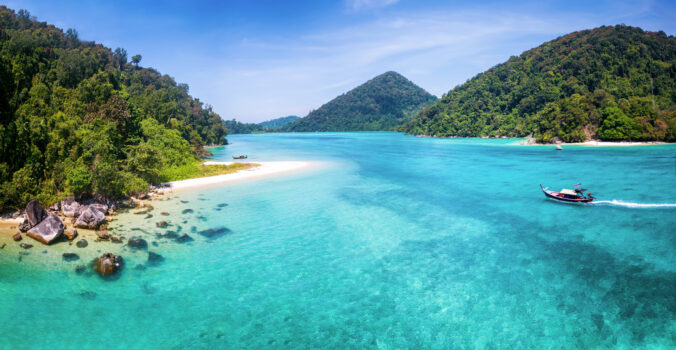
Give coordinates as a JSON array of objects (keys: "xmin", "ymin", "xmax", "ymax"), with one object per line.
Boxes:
[
  {"xmin": 74, "ymin": 207, "xmax": 106, "ymax": 229},
  {"xmin": 20, "ymin": 242, "xmax": 33, "ymax": 249},
  {"xmin": 12, "ymin": 232, "xmax": 22, "ymax": 241},
  {"xmin": 60, "ymin": 197, "xmax": 81, "ymax": 217},
  {"xmin": 25, "ymin": 199, "xmax": 48, "ymax": 227},
  {"xmin": 18, "ymin": 219, "xmax": 31, "ymax": 232},
  {"xmin": 26, "ymin": 214, "xmax": 64, "ymax": 245},
  {"xmin": 76, "ymin": 239, "xmax": 88, "ymax": 248}
]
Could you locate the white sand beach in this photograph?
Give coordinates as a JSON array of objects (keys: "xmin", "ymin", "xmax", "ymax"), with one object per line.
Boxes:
[{"xmin": 160, "ymin": 161, "xmax": 315, "ymax": 192}]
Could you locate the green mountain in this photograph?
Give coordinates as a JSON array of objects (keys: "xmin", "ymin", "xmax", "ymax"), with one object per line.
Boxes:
[
  {"xmin": 0, "ymin": 6, "xmax": 227, "ymax": 209},
  {"xmin": 401, "ymin": 25, "xmax": 676, "ymax": 142},
  {"xmin": 259, "ymin": 115, "xmax": 299, "ymax": 129},
  {"xmin": 285, "ymin": 71, "xmax": 437, "ymax": 132}
]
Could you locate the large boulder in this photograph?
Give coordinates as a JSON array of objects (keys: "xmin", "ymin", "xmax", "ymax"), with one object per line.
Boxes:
[
  {"xmin": 60, "ymin": 197, "xmax": 81, "ymax": 217},
  {"xmin": 74, "ymin": 207, "xmax": 106, "ymax": 229},
  {"xmin": 94, "ymin": 253, "xmax": 122, "ymax": 276},
  {"xmin": 25, "ymin": 199, "xmax": 48, "ymax": 228},
  {"xmin": 26, "ymin": 214, "xmax": 64, "ymax": 245}
]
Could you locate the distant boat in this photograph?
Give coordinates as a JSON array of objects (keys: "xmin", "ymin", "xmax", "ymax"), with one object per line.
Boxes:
[
  {"xmin": 556, "ymin": 144, "xmax": 563, "ymax": 150},
  {"xmin": 232, "ymin": 155, "xmax": 248, "ymax": 159},
  {"xmin": 540, "ymin": 184, "xmax": 594, "ymax": 203}
]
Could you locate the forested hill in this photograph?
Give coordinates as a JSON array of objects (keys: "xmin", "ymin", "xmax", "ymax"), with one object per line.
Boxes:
[
  {"xmin": 284, "ymin": 71, "xmax": 437, "ymax": 132},
  {"xmin": 401, "ymin": 25, "xmax": 676, "ymax": 142},
  {"xmin": 0, "ymin": 7, "xmax": 227, "ymax": 209},
  {"xmin": 224, "ymin": 115, "xmax": 301, "ymax": 134},
  {"xmin": 259, "ymin": 115, "xmax": 299, "ymax": 129}
]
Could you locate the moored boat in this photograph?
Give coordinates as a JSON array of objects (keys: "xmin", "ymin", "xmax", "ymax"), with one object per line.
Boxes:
[
  {"xmin": 540, "ymin": 184, "xmax": 594, "ymax": 203},
  {"xmin": 232, "ymin": 155, "xmax": 248, "ymax": 159}
]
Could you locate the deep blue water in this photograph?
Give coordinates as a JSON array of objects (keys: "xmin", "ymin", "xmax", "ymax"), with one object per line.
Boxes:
[{"xmin": 1, "ymin": 132, "xmax": 675, "ymax": 349}]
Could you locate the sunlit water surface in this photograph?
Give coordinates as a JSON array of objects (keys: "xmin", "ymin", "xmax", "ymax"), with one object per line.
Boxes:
[{"xmin": 1, "ymin": 132, "xmax": 675, "ymax": 349}]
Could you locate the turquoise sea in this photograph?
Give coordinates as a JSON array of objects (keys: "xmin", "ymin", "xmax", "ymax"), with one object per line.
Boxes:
[{"xmin": 1, "ymin": 132, "xmax": 675, "ymax": 349}]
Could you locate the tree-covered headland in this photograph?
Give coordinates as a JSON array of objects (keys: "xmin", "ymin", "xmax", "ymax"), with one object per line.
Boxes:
[
  {"xmin": 402, "ymin": 25, "xmax": 676, "ymax": 143},
  {"xmin": 0, "ymin": 7, "xmax": 228, "ymax": 210}
]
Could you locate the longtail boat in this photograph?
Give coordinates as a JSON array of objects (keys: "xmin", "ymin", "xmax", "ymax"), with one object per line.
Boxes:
[
  {"xmin": 540, "ymin": 184, "xmax": 594, "ymax": 203},
  {"xmin": 232, "ymin": 155, "xmax": 248, "ymax": 159}
]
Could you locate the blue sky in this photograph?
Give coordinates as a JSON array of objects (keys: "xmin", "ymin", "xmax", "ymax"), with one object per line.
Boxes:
[{"xmin": 6, "ymin": 0, "xmax": 676, "ymax": 122}]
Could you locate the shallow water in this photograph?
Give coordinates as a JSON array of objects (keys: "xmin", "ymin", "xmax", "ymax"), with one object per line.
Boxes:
[{"xmin": 1, "ymin": 132, "xmax": 675, "ymax": 349}]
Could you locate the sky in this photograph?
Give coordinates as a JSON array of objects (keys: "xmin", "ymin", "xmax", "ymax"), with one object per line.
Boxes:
[{"xmin": 5, "ymin": 0, "xmax": 676, "ymax": 123}]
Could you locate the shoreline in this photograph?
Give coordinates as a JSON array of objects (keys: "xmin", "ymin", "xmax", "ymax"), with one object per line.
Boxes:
[
  {"xmin": 159, "ymin": 161, "xmax": 316, "ymax": 192},
  {"xmin": 517, "ymin": 139, "xmax": 673, "ymax": 147}
]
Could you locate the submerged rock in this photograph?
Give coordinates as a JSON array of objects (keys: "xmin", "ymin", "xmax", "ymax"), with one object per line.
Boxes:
[
  {"xmin": 181, "ymin": 209, "xmax": 194, "ymax": 214},
  {"xmin": 127, "ymin": 237, "xmax": 148, "ymax": 250},
  {"xmin": 217, "ymin": 203, "xmax": 228, "ymax": 208},
  {"xmin": 75, "ymin": 265, "xmax": 87, "ymax": 274},
  {"xmin": 20, "ymin": 242, "xmax": 33, "ymax": 249},
  {"xmin": 62, "ymin": 252, "xmax": 80, "ymax": 261},
  {"xmin": 175, "ymin": 234, "xmax": 194, "ymax": 243},
  {"xmin": 75, "ymin": 207, "xmax": 106, "ymax": 229},
  {"xmin": 160, "ymin": 212, "xmax": 169, "ymax": 216},
  {"xmin": 135, "ymin": 264, "xmax": 147, "ymax": 271},
  {"xmin": 12, "ymin": 232, "xmax": 22, "ymax": 241},
  {"xmin": 27, "ymin": 214, "xmax": 64, "ymax": 245},
  {"xmin": 111, "ymin": 236, "xmax": 123, "ymax": 243},
  {"xmin": 79, "ymin": 291, "xmax": 97, "ymax": 300},
  {"xmin": 156, "ymin": 221, "xmax": 168, "ymax": 228},
  {"xmin": 76, "ymin": 239, "xmax": 88, "ymax": 248},
  {"xmin": 96, "ymin": 231, "xmax": 110, "ymax": 240},
  {"xmin": 94, "ymin": 253, "xmax": 122, "ymax": 276},
  {"xmin": 198, "ymin": 227, "xmax": 232, "ymax": 239},
  {"xmin": 25, "ymin": 199, "xmax": 48, "ymax": 227},
  {"xmin": 147, "ymin": 251, "xmax": 165, "ymax": 266}
]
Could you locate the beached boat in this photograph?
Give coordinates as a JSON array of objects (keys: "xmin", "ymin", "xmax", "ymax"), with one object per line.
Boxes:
[
  {"xmin": 556, "ymin": 144, "xmax": 563, "ymax": 150},
  {"xmin": 540, "ymin": 184, "xmax": 594, "ymax": 203},
  {"xmin": 232, "ymin": 155, "xmax": 248, "ymax": 159}
]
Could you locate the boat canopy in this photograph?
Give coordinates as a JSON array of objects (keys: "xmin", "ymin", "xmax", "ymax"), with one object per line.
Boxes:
[{"xmin": 560, "ymin": 189, "xmax": 577, "ymax": 195}]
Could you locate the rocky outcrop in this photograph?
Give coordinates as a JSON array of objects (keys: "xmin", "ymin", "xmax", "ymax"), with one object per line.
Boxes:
[
  {"xmin": 74, "ymin": 207, "xmax": 106, "ymax": 229},
  {"xmin": 26, "ymin": 214, "xmax": 64, "ymax": 245},
  {"xmin": 127, "ymin": 237, "xmax": 148, "ymax": 250},
  {"xmin": 12, "ymin": 233, "xmax": 22, "ymax": 241},
  {"xmin": 94, "ymin": 253, "xmax": 122, "ymax": 276},
  {"xmin": 60, "ymin": 197, "xmax": 81, "ymax": 217},
  {"xmin": 25, "ymin": 200, "xmax": 48, "ymax": 227}
]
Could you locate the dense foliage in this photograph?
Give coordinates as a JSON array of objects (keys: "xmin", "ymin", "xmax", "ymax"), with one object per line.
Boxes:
[
  {"xmin": 284, "ymin": 71, "xmax": 437, "ymax": 132},
  {"xmin": 401, "ymin": 25, "xmax": 676, "ymax": 142},
  {"xmin": 0, "ymin": 7, "xmax": 227, "ymax": 210},
  {"xmin": 224, "ymin": 115, "xmax": 301, "ymax": 134},
  {"xmin": 223, "ymin": 119, "xmax": 266, "ymax": 134},
  {"xmin": 258, "ymin": 115, "xmax": 299, "ymax": 129}
]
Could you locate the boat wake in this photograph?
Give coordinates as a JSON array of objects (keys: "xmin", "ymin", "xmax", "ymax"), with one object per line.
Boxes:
[{"xmin": 592, "ymin": 200, "xmax": 676, "ymax": 208}]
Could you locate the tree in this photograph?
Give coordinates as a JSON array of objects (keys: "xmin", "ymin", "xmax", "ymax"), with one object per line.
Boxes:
[
  {"xmin": 113, "ymin": 47, "xmax": 127, "ymax": 69},
  {"xmin": 131, "ymin": 54, "xmax": 142, "ymax": 68}
]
